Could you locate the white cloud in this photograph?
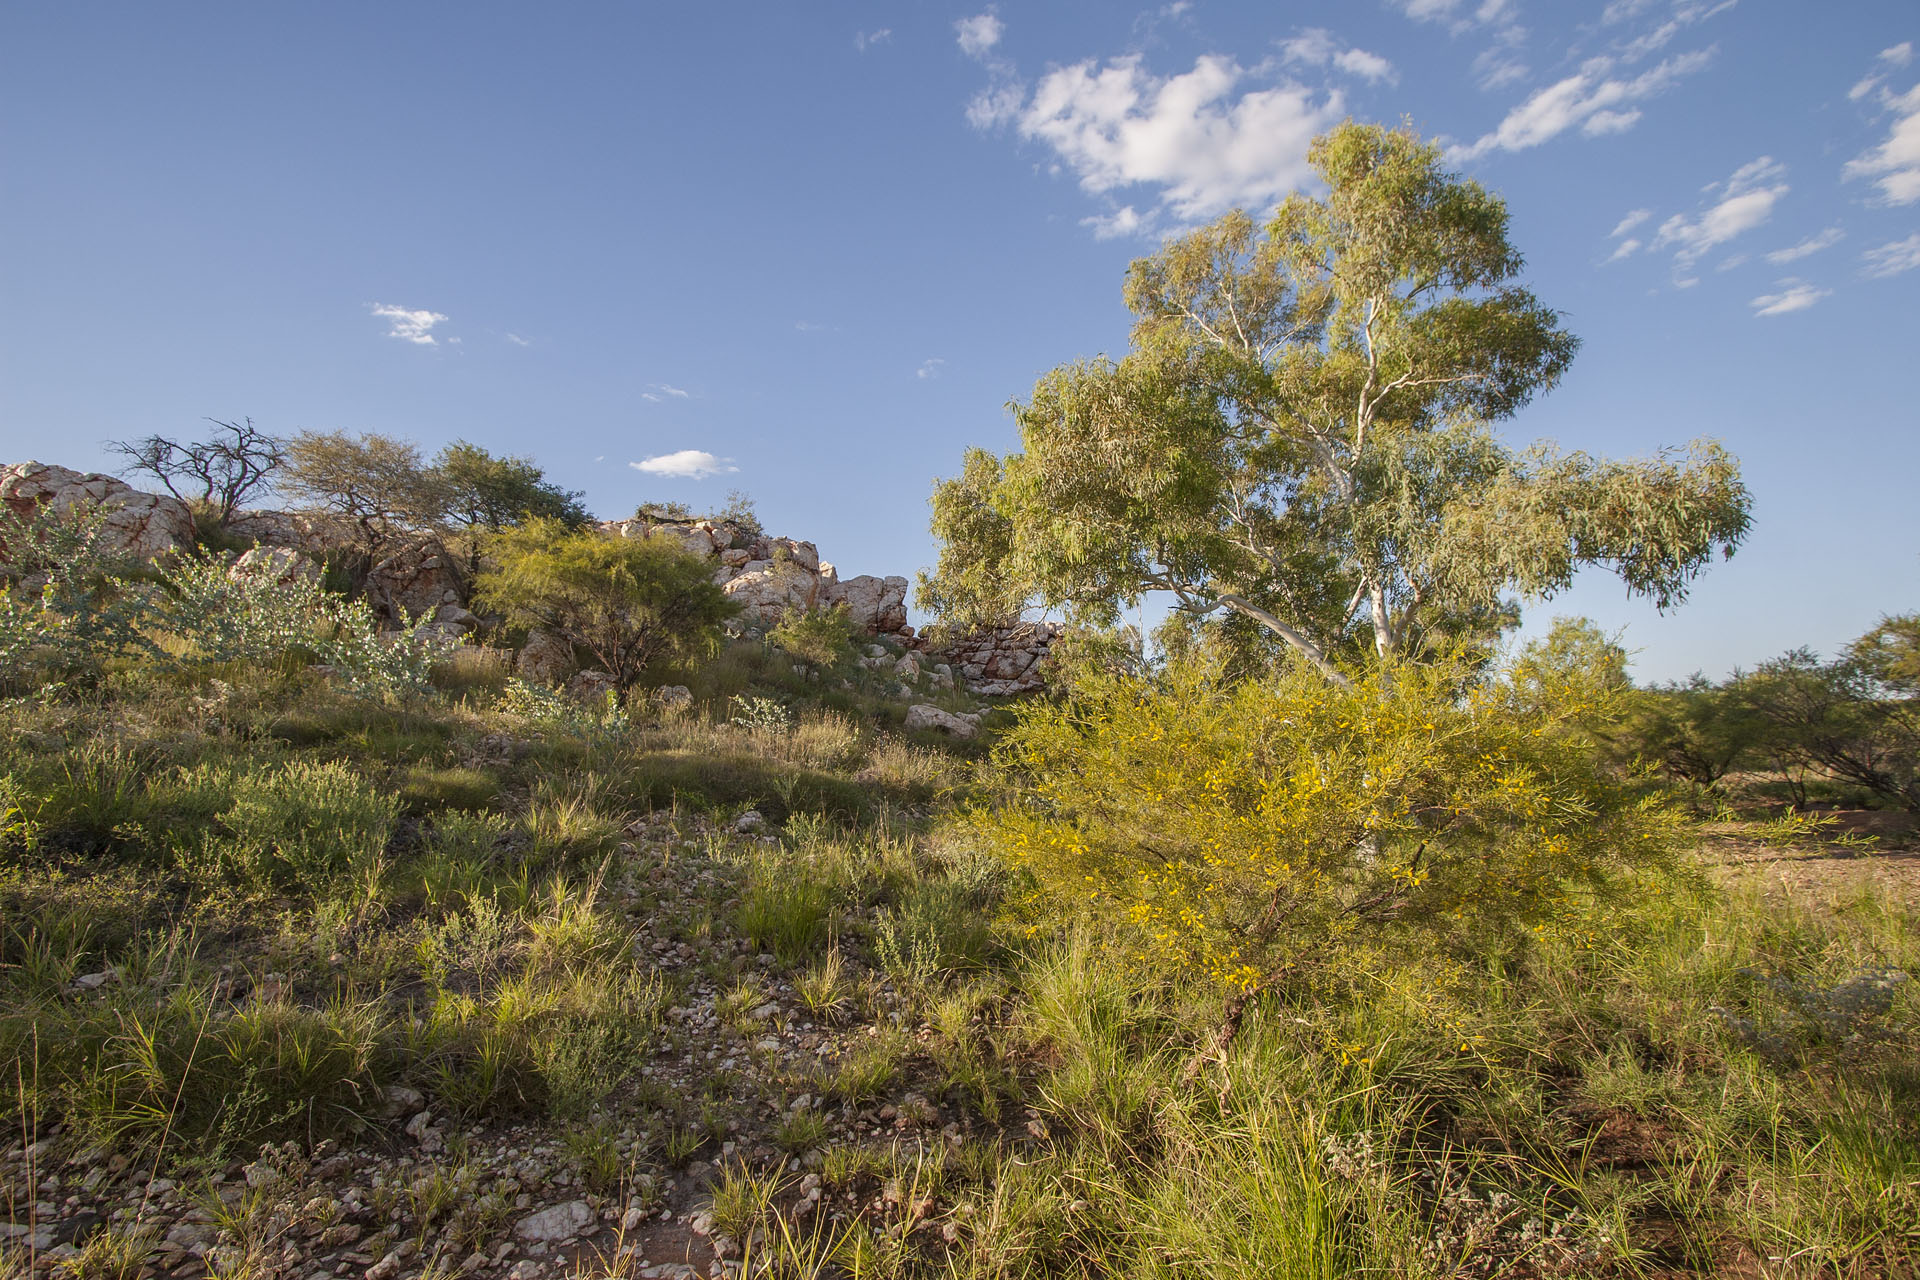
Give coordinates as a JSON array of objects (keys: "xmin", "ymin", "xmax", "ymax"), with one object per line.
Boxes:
[
  {"xmin": 854, "ymin": 28, "xmax": 891, "ymax": 52},
  {"xmin": 1082, "ymin": 206, "xmax": 1147, "ymax": 239},
  {"xmin": 1279, "ymin": 29, "xmax": 1397, "ymax": 84},
  {"xmin": 1604, "ymin": 237, "xmax": 1642, "ymax": 262},
  {"xmin": 1650, "ymin": 156, "xmax": 1787, "ymax": 268},
  {"xmin": 1015, "ymin": 53, "xmax": 1341, "ymax": 226},
  {"xmin": 955, "ymin": 13, "xmax": 1003, "ymax": 59},
  {"xmin": 1454, "ymin": 49, "xmax": 1712, "ymax": 158},
  {"xmin": 1749, "ymin": 278, "xmax": 1830, "ymax": 316},
  {"xmin": 369, "ymin": 303, "xmax": 448, "ymax": 346},
  {"xmin": 1882, "ymin": 42, "xmax": 1914, "ymax": 68},
  {"xmin": 1583, "ymin": 108, "xmax": 1642, "ymax": 135},
  {"xmin": 1861, "ymin": 232, "xmax": 1920, "ymax": 278},
  {"xmin": 639, "ymin": 383, "xmax": 692, "ymax": 404},
  {"xmin": 504, "ymin": 332, "xmax": 531, "ymax": 347},
  {"xmin": 1844, "ymin": 79, "xmax": 1920, "ymax": 205},
  {"xmin": 1763, "ymin": 227, "xmax": 1844, "ymax": 264},
  {"xmin": 966, "ymin": 81, "xmax": 1026, "ymax": 129},
  {"xmin": 916, "ymin": 358, "xmax": 946, "ymax": 380},
  {"xmin": 1610, "ymin": 208, "xmax": 1653, "ymax": 237},
  {"xmin": 630, "ymin": 451, "xmax": 736, "ymax": 479}
]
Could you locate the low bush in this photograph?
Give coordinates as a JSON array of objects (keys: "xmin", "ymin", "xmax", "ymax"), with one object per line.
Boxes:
[{"xmin": 971, "ymin": 658, "xmax": 1687, "ymax": 991}]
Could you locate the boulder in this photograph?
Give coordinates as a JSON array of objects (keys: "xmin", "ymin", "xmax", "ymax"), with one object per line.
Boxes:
[
  {"xmin": 365, "ymin": 538, "xmax": 464, "ymax": 620},
  {"xmin": 224, "ymin": 508, "xmax": 340, "ymax": 554},
  {"xmin": 566, "ymin": 669, "xmax": 618, "ymax": 704},
  {"xmin": 828, "ymin": 575, "xmax": 909, "ymax": 635},
  {"xmin": 227, "ymin": 545, "xmax": 320, "ymax": 587},
  {"xmin": 0, "ymin": 462, "xmax": 194, "ymax": 561},
  {"xmin": 516, "ymin": 628, "xmax": 576, "ymax": 685},
  {"xmin": 723, "ymin": 558, "xmax": 822, "ymax": 626},
  {"xmin": 903, "ymin": 704, "xmax": 981, "ymax": 739},
  {"xmin": 654, "ymin": 685, "xmax": 693, "ymax": 711}
]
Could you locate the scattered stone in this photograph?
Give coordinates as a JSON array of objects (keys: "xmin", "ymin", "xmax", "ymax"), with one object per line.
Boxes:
[{"xmin": 513, "ymin": 1200, "xmax": 596, "ymax": 1243}]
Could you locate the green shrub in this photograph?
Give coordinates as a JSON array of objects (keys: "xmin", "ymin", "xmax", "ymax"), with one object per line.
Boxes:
[
  {"xmin": 973, "ymin": 658, "xmax": 1686, "ymax": 990},
  {"xmin": 217, "ymin": 760, "xmax": 397, "ymax": 894},
  {"xmin": 770, "ymin": 604, "xmax": 858, "ymax": 669},
  {"xmin": 474, "ymin": 519, "xmax": 735, "ymax": 688}
]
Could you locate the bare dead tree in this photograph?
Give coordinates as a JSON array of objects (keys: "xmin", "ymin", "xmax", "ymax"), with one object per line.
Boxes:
[{"xmin": 106, "ymin": 417, "xmax": 287, "ymax": 526}]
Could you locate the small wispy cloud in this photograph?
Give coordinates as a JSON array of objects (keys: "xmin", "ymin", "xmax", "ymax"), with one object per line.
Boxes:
[
  {"xmin": 1651, "ymin": 156, "xmax": 1789, "ymax": 270},
  {"xmin": 1279, "ymin": 29, "xmax": 1397, "ymax": 84},
  {"xmin": 1604, "ymin": 237, "xmax": 1643, "ymax": 263},
  {"xmin": 370, "ymin": 303, "xmax": 448, "ymax": 346},
  {"xmin": 955, "ymin": 12, "xmax": 1003, "ymax": 60},
  {"xmin": 504, "ymin": 332, "xmax": 532, "ymax": 347},
  {"xmin": 1849, "ymin": 41, "xmax": 1914, "ymax": 100},
  {"xmin": 1844, "ymin": 49, "xmax": 1920, "ymax": 205},
  {"xmin": 1749, "ymin": 278, "xmax": 1830, "ymax": 316},
  {"xmin": 1610, "ymin": 208, "xmax": 1653, "ymax": 237},
  {"xmin": 1861, "ymin": 232, "xmax": 1920, "ymax": 278},
  {"xmin": 640, "ymin": 383, "xmax": 693, "ymax": 403},
  {"xmin": 916, "ymin": 358, "xmax": 947, "ymax": 380},
  {"xmin": 854, "ymin": 28, "xmax": 891, "ymax": 52},
  {"xmin": 1452, "ymin": 49, "xmax": 1713, "ymax": 159},
  {"xmin": 630, "ymin": 450, "xmax": 737, "ymax": 479},
  {"xmin": 794, "ymin": 321, "xmax": 840, "ymax": 333},
  {"xmin": 1763, "ymin": 227, "xmax": 1844, "ymax": 264}
]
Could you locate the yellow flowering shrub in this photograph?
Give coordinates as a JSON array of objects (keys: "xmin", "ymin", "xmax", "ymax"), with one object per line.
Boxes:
[{"xmin": 972, "ymin": 659, "xmax": 1686, "ymax": 989}]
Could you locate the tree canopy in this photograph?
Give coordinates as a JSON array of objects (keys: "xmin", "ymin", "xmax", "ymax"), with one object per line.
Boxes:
[
  {"xmin": 435, "ymin": 440, "xmax": 590, "ymax": 532},
  {"xmin": 919, "ymin": 123, "xmax": 1752, "ymax": 683},
  {"xmin": 473, "ymin": 519, "xmax": 735, "ymax": 688}
]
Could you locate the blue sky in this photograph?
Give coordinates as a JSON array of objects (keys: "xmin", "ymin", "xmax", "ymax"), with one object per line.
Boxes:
[{"xmin": 2, "ymin": 1, "xmax": 1914, "ymax": 682}]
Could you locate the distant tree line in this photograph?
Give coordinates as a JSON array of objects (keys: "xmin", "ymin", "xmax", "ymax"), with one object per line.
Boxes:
[{"xmin": 1525, "ymin": 615, "xmax": 1920, "ymax": 812}]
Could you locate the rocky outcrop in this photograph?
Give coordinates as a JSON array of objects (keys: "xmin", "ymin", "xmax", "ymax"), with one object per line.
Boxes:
[
  {"xmin": 4, "ymin": 459, "xmax": 1064, "ymax": 698},
  {"xmin": 595, "ymin": 518, "xmax": 917, "ymax": 643},
  {"xmin": 365, "ymin": 538, "xmax": 464, "ymax": 621},
  {"xmin": 228, "ymin": 545, "xmax": 321, "ymax": 587},
  {"xmin": 930, "ymin": 621, "xmax": 1060, "ymax": 697},
  {"xmin": 0, "ymin": 461, "xmax": 194, "ymax": 561},
  {"xmin": 225, "ymin": 508, "xmax": 343, "ymax": 554}
]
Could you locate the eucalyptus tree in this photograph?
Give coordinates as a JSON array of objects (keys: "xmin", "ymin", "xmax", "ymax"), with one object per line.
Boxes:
[{"xmin": 919, "ymin": 123, "xmax": 1751, "ymax": 684}]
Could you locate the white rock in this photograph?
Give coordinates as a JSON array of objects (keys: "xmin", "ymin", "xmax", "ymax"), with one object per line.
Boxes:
[
  {"xmin": 514, "ymin": 1200, "xmax": 596, "ymax": 1243},
  {"xmin": 903, "ymin": 704, "xmax": 981, "ymax": 739}
]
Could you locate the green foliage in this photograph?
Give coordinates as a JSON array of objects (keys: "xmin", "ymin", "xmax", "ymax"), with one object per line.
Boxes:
[
  {"xmin": 1737, "ymin": 644, "xmax": 1920, "ymax": 811},
  {"xmin": 474, "ymin": 518, "xmax": 735, "ymax": 688},
  {"xmin": 971, "ymin": 657, "xmax": 1685, "ymax": 989},
  {"xmin": 156, "ymin": 554, "xmax": 454, "ymax": 697},
  {"xmin": 770, "ymin": 603, "xmax": 858, "ymax": 668},
  {"xmin": 921, "ymin": 122, "xmax": 1749, "ymax": 679},
  {"xmin": 1613, "ymin": 675, "xmax": 1764, "ymax": 792},
  {"xmin": 216, "ymin": 760, "xmax": 398, "ymax": 894},
  {"xmin": 433, "ymin": 439, "xmax": 589, "ymax": 532},
  {"xmin": 0, "ymin": 502, "xmax": 149, "ymax": 684},
  {"xmin": 281, "ymin": 429, "xmax": 449, "ymax": 550}
]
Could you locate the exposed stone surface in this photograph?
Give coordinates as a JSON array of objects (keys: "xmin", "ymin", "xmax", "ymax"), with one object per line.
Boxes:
[
  {"xmin": 566, "ymin": 669, "xmax": 618, "ymax": 703},
  {"xmin": 365, "ymin": 538, "xmax": 463, "ymax": 621},
  {"xmin": 225, "ymin": 508, "xmax": 342, "ymax": 554},
  {"xmin": 827, "ymin": 575, "xmax": 910, "ymax": 635},
  {"xmin": 228, "ymin": 545, "xmax": 321, "ymax": 587},
  {"xmin": 902, "ymin": 704, "xmax": 981, "ymax": 739},
  {"xmin": 516, "ymin": 628, "xmax": 576, "ymax": 685},
  {"xmin": 0, "ymin": 461, "xmax": 194, "ymax": 561},
  {"xmin": 931, "ymin": 621, "xmax": 1060, "ymax": 697},
  {"xmin": 513, "ymin": 1200, "xmax": 596, "ymax": 1243}
]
